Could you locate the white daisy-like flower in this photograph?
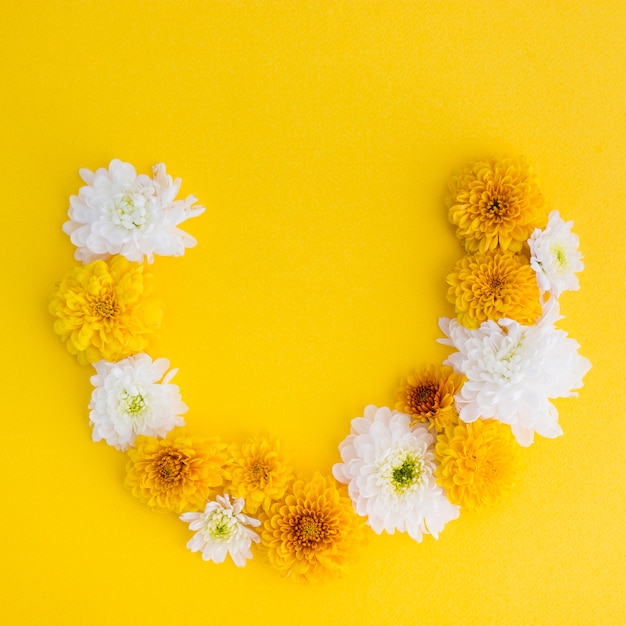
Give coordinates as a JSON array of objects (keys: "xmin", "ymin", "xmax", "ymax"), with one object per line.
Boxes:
[
  {"xmin": 332, "ymin": 405, "xmax": 459, "ymax": 542},
  {"xmin": 438, "ymin": 297, "xmax": 591, "ymax": 446},
  {"xmin": 529, "ymin": 210, "xmax": 584, "ymax": 297},
  {"xmin": 63, "ymin": 159, "xmax": 205, "ymax": 264},
  {"xmin": 180, "ymin": 494, "xmax": 261, "ymax": 567},
  {"xmin": 89, "ymin": 353, "xmax": 187, "ymax": 451}
]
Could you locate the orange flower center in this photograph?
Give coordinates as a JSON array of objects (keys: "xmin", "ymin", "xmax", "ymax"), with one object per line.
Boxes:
[
  {"xmin": 89, "ymin": 293, "xmax": 120, "ymax": 320},
  {"xmin": 291, "ymin": 511, "xmax": 330, "ymax": 549},
  {"xmin": 408, "ymin": 383, "xmax": 439, "ymax": 413},
  {"xmin": 155, "ymin": 450, "xmax": 187, "ymax": 484},
  {"xmin": 249, "ymin": 459, "xmax": 269, "ymax": 482}
]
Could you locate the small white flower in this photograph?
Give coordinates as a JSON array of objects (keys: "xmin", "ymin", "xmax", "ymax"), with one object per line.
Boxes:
[
  {"xmin": 180, "ymin": 494, "xmax": 261, "ymax": 567},
  {"xmin": 89, "ymin": 353, "xmax": 187, "ymax": 451},
  {"xmin": 438, "ymin": 298, "xmax": 591, "ymax": 446},
  {"xmin": 529, "ymin": 210, "xmax": 583, "ymax": 297},
  {"xmin": 332, "ymin": 405, "xmax": 459, "ymax": 542},
  {"xmin": 63, "ymin": 159, "xmax": 205, "ymax": 264}
]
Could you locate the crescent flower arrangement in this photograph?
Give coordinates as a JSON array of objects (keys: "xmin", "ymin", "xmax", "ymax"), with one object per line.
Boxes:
[{"xmin": 50, "ymin": 156, "xmax": 591, "ymax": 582}]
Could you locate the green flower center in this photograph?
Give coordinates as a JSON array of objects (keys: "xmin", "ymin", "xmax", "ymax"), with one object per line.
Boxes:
[
  {"xmin": 380, "ymin": 448, "xmax": 426, "ymax": 496},
  {"xmin": 207, "ymin": 511, "xmax": 235, "ymax": 540},
  {"xmin": 391, "ymin": 456, "xmax": 422, "ymax": 492},
  {"xmin": 113, "ymin": 190, "xmax": 150, "ymax": 229},
  {"xmin": 120, "ymin": 390, "xmax": 147, "ymax": 419},
  {"xmin": 551, "ymin": 244, "xmax": 567, "ymax": 268}
]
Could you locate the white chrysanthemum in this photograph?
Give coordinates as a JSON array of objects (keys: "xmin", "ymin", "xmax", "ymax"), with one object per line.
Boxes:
[
  {"xmin": 529, "ymin": 210, "xmax": 583, "ymax": 297},
  {"xmin": 63, "ymin": 159, "xmax": 205, "ymax": 264},
  {"xmin": 89, "ymin": 353, "xmax": 187, "ymax": 451},
  {"xmin": 439, "ymin": 298, "xmax": 591, "ymax": 446},
  {"xmin": 332, "ymin": 405, "xmax": 459, "ymax": 542},
  {"xmin": 180, "ymin": 494, "xmax": 261, "ymax": 567}
]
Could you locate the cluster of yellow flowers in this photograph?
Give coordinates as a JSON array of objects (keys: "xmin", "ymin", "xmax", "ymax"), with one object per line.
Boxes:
[{"xmin": 50, "ymin": 156, "xmax": 584, "ymax": 582}]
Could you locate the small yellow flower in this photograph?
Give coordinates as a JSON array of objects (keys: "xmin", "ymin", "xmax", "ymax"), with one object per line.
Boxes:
[
  {"xmin": 396, "ymin": 364, "xmax": 463, "ymax": 432},
  {"xmin": 49, "ymin": 255, "xmax": 162, "ymax": 365},
  {"xmin": 262, "ymin": 473, "xmax": 366, "ymax": 583},
  {"xmin": 224, "ymin": 436, "xmax": 294, "ymax": 516},
  {"xmin": 435, "ymin": 419, "xmax": 521, "ymax": 509},
  {"xmin": 125, "ymin": 431, "xmax": 228, "ymax": 514},
  {"xmin": 446, "ymin": 250, "xmax": 541, "ymax": 329},
  {"xmin": 447, "ymin": 156, "xmax": 546, "ymax": 253}
]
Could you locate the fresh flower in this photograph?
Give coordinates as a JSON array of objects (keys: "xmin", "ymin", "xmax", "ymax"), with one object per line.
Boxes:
[
  {"xmin": 262, "ymin": 473, "xmax": 366, "ymax": 583},
  {"xmin": 447, "ymin": 156, "xmax": 546, "ymax": 253},
  {"xmin": 438, "ymin": 298, "xmax": 591, "ymax": 446},
  {"xmin": 333, "ymin": 406, "xmax": 460, "ymax": 541},
  {"xmin": 446, "ymin": 250, "xmax": 542, "ymax": 329},
  {"xmin": 89, "ymin": 353, "xmax": 187, "ymax": 451},
  {"xmin": 180, "ymin": 494, "xmax": 261, "ymax": 567},
  {"xmin": 396, "ymin": 364, "xmax": 463, "ymax": 431},
  {"xmin": 125, "ymin": 431, "xmax": 227, "ymax": 514},
  {"xmin": 63, "ymin": 159, "xmax": 205, "ymax": 264},
  {"xmin": 49, "ymin": 255, "xmax": 162, "ymax": 365},
  {"xmin": 435, "ymin": 419, "xmax": 521, "ymax": 509},
  {"xmin": 225, "ymin": 436, "xmax": 294, "ymax": 516},
  {"xmin": 529, "ymin": 210, "xmax": 584, "ymax": 297}
]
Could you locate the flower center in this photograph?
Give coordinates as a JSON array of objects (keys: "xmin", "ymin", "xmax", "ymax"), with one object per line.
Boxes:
[
  {"xmin": 409, "ymin": 384, "xmax": 438, "ymax": 412},
  {"xmin": 91, "ymin": 294, "xmax": 120, "ymax": 320},
  {"xmin": 379, "ymin": 449, "xmax": 425, "ymax": 495},
  {"xmin": 488, "ymin": 197, "xmax": 503, "ymax": 215},
  {"xmin": 156, "ymin": 451, "xmax": 186, "ymax": 483},
  {"xmin": 292, "ymin": 512, "xmax": 329, "ymax": 548},
  {"xmin": 206, "ymin": 511, "xmax": 235, "ymax": 540},
  {"xmin": 249, "ymin": 460, "xmax": 270, "ymax": 483},
  {"xmin": 120, "ymin": 390, "xmax": 146, "ymax": 418},
  {"xmin": 112, "ymin": 190, "xmax": 150, "ymax": 230},
  {"xmin": 551, "ymin": 244, "xmax": 567, "ymax": 268}
]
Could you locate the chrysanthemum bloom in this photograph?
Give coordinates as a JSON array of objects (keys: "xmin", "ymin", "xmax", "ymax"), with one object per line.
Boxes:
[
  {"xmin": 125, "ymin": 431, "xmax": 228, "ymax": 514},
  {"xmin": 49, "ymin": 255, "xmax": 162, "ymax": 365},
  {"xmin": 435, "ymin": 419, "xmax": 521, "ymax": 509},
  {"xmin": 63, "ymin": 159, "xmax": 205, "ymax": 264},
  {"xmin": 438, "ymin": 297, "xmax": 591, "ymax": 446},
  {"xmin": 333, "ymin": 406, "xmax": 460, "ymax": 541},
  {"xmin": 529, "ymin": 210, "xmax": 584, "ymax": 297},
  {"xmin": 89, "ymin": 353, "xmax": 187, "ymax": 451},
  {"xmin": 262, "ymin": 473, "xmax": 366, "ymax": 583},
  {"xmin": 447, "ymin": 156, "xmax": 546, "ymax": 253},
  {"xmin": 446, "ymin": 250, "xmax": 542, "ymax": 329},
  {"xmin": 180, "ymin": 494, "xmax": 261, "ymax": 567},
  {"xmin": 396, "ymin": 364, "xmax": 463, "ymax": 431},
  {"xmin": 225, "ymin": 436, "xmax": 294, "ymax": 516}
]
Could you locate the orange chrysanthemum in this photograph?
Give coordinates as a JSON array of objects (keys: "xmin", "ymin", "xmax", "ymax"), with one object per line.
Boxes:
[
  {"xmin": 262, "ymin": 473, "xmax": 366, "ymax": 583},
  {"xmin": 125, "ymin": 431, "xmax": 227, "ymax": 514},
  {"xmin": 49, "ymin": 255, "xmax": 162, "ymax": 365},
  {"xmin": 446, "ymin": 250, "xmax": 541, "ymax": 329},
  {"xmin": 396, "ymin": 364, "xmax": 463, "ymax": 432},
  {"xmin": 225, "ymin": 436, "xmax": 294, "ymax": 516},
  {"xmin": 448, "ymin": 156, "xmax": 546, "ymax": 253},
  {"xmin": 435, "ymin": 419, "xmax": 521, "ymax": 509}
]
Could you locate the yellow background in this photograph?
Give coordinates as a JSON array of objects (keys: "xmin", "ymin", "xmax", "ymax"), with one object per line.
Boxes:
[{"xmin": 2, "ymin": 1, "xmax": 624, "ymax": 624}]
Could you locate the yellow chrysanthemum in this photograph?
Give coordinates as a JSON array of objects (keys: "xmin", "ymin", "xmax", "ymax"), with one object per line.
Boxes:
[
  {"xmin": 435, "ymin": 419, "xmax": 521, "ymax": 509},
  {"xmin": 49, "ymin": 255, "xmax": 162, "ymax": 365},
  {"xmin": 448, "ymin": 156, "xmax": 546, "ymax": 253},
  {"xmin": 262, "ymin": 473, "xmax": 366, "ymax": 583},
  {"xmin": 225, "ymin": 436, "xmax": 294, "ymax": 516},
  {"xmin": 447, "ymin": 250, "xmax": 541, "ymax": 329},
  {"xmin": 396, "ymin": 364, "xmax": 463, "ymax": 432},
  {"xmin": 125, "ymin": 431, "xmax": 228, "ymax": 514}
]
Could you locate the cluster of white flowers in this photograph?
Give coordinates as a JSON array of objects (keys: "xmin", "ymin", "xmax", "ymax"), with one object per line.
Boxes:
[
  {"xmin": 438, "ymin": 210, "xmax": 589, "ymax": 447},
  {"xmin": 63, "ymin": 159, "xmax": 204, "ymax": 264},
  {"xmin": 333, "ymin": 405, "xmax": 460, "ymax": 541}
]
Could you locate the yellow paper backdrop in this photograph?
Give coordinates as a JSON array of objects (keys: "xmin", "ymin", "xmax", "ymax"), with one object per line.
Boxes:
[{"xmin": 2, "ymin": 1, "xmax": 624, "ymax": 624}]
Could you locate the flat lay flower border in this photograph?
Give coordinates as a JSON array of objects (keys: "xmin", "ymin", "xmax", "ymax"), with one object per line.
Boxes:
[{"xmin": 50, "ymin": 157, "xmax": 590, "ymax": 582}]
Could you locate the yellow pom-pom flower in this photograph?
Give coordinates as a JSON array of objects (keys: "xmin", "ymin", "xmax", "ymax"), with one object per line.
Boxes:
[
  {"xmin": 396, "ymin": 364, "xmax": 463, "ymax": 432},
  {"xmin": 447, "ymin": 156, "xmax": 546, "ymax": 253},
  {"xmin": 262, "ymin": 473, "xmax": 366, "ymax": 583},
  {"xmin": 125, "ymin": 430, "xmax": 228, "ymax": 514},
  {"xmin": 49, "ymin": 255, "xmax": 162, "ymax": 365},
  {"xmin": 435, "ymin": 419, "xmax": 521, "ymax": 509},
  {"xmin": 224, "ymin": 436, "xmax": 294, "ymax": 516},
  {"xmin": 446, "ymin": 250, "xmax": 541, "ymax": 329}
]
